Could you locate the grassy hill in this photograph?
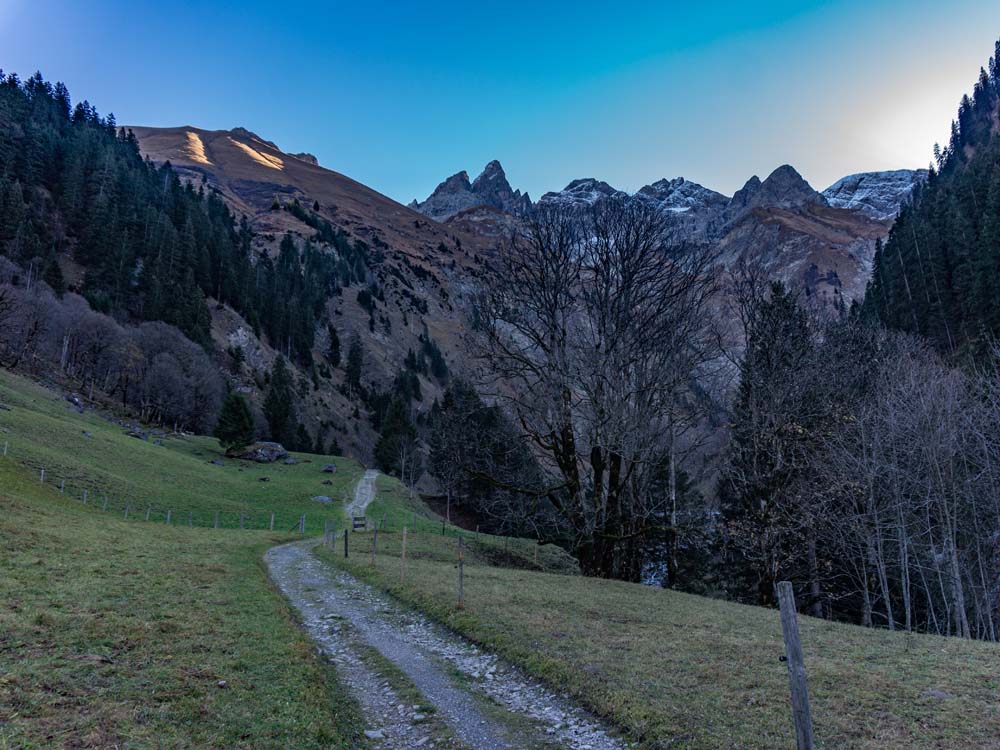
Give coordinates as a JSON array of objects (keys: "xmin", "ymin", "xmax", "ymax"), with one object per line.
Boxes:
[
  {"xmin": 0, "ymin": 450, "xmax": 367, "ymax": 749},
  {"xmin": 320, "ymin": 529, "xmax": 1000, "ymax": 749},
  {"xmin": 4, "ymin": 366, "xmax": 1000, "ymax": 749},
  {"xmin": 0, "ymin": 369, "xmax": 362, "ymax": 533}
]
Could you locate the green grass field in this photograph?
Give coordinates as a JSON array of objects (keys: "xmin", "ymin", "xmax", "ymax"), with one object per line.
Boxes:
[
  {"xmin": 0, "ymin": 369, "xmax": 363, "ymax": 533},
  {"xmin": 0, "ymin": 458, "xmax": 366, "ymax": 749},
  {"xmin": 320, "ymin": 529, "xmax": 1000, "ymax": 750},
  {"xmin": 5, "ymin": 365, "xmax": 1000, "ymax": 750}
]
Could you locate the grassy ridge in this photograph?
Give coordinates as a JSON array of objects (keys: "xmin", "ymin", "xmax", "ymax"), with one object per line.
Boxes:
[
  {"xmin": 0, "ymin": 369, "xmax": 362, "ymax": 533},
  {"xmin": 319, "ymin": 529, "xmax": 1000, "ymax": 750},
  {"xmin": 0, "ymin": 459, "xmax": 365, "ymax": 749}
]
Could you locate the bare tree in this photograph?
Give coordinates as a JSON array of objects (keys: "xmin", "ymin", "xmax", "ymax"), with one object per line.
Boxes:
[{"xmin": 477, "ymin": 200, "xmax": 718, "ymax": 579}]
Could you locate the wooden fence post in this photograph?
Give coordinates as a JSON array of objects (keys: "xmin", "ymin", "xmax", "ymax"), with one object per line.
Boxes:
[
  {"xmin": 2, "ymin": 441, "xmax": 7, "ymax": 457},
  {"xmin": 239, "ymin": 513, "xmax": 245, "ymax": 530},
  {"xmin": 299, "ymin": 515, "xmax": 305, "ymax": 535},
  {"xmin": 269, "ymin": 512, "xmax": 275, "ymax": 531},
  {"xmin": 400, "ymin": 527, "xmax": 408, "ymax": 584},
  {"xmin": 39, "ymin": 467, "xmax": 45, "ymax": 483},
  {"xmin": 344, "ymin": 528, "xmax": 349, "ymax": 558},
  {"xmin": 166, "ymin": 509, "xmax": 172, "ymax": 525},
  {"xmin": 60, "ymin": 479, "xmax": 65, "ymax": 493},
  {"xmin": 370, "ymin": 527, "xmax": 378, "ymax": 566},
  {"xmin": 102, "ymin": 496, "xmax": 108, "ymax": 511},
  {"xmin": 82, "ymin": 489, "xmax": 88, "ymax": 504},
  {"xmin": 145, "ymin": 506, "xmax": 151, "ymax": 521},
  {"xmin": 214, "ymin": 511, "xmax": 219, "ymax": 529},
  {"xmin": 777, "ymin": 581, "xmax": 815, "ymax": 750},
  {"xmin": 188, "ymin": 511, "xmax": 192, "ymax": 527},
  {"xmin": 457, "ymin": 536, "xmax": 465, "ymax": 609},
  {"xmin": 124, "ymin": 504, "xmax": 130, "ymax": 519}
]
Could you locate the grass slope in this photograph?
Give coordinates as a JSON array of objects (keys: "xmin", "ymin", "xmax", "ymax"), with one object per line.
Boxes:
[
  {"xmin": 319, "ymin": 530, "xmax": 1000, "ymax": 750},
  {"xmin": 0, "ymin": 460, "xmax": 365, "ymax": 749},
  {"xmin": 0, "ymin": 369, "xmax": 362, "ymax": 533}
]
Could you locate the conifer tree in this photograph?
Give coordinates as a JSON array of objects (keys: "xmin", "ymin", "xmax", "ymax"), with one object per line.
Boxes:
[
  {"xmin": 263, "ymin": 356, "xmax": 295, "ymax": 444},
  {"xmin": 214, "ymin": 392, "xmax": 255, "ymax": 450}
]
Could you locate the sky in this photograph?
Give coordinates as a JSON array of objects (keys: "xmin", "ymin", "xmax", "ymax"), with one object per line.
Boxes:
[{"xmin": 2, "ymin": 0, "xmax": 1000, "ymax": 203}]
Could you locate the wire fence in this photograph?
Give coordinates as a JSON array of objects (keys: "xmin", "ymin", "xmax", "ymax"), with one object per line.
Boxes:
[
  {"xmin": 0, "ymin": 435, "xmax": 538, "ymax": 557},
  {"xmin": 0, "ymin": 436, "xmax": 345, "ymax": 536}
]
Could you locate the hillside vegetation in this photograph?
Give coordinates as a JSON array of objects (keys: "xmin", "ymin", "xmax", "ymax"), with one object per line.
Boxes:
[
  {"xmin": 320, "ymin": 529, "xmax": 1000, "ymax": 750},
  {"xmin": 0, "ymin": 450, "xmax": 365, "ymax": 748},
  {"xmin": 0, "ymin": 368, "xmax": 361, "ymax": 533}
]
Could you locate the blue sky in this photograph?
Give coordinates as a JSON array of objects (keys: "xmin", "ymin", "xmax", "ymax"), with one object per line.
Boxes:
[{"xmin": 2, "ymin": 0, "xmax": 999, "ymax": 203}]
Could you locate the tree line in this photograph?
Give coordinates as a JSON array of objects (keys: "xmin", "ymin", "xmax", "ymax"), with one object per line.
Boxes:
[
  {"xmin": 0, "ymin": 70, "xmax": 375, "ymax": 367},
  {"xmin": 865, "ymin": 40, "xmax": 1000, "ymax": 357}
]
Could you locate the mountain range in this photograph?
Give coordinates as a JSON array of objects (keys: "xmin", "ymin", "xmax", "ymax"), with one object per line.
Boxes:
[
  {"xmin": 123, "ymin": 124, "xmax": 927, "ymax": 460},
  {"xmin": 411, "ymin": 160, "xmax": 927, "ymax": 302}
]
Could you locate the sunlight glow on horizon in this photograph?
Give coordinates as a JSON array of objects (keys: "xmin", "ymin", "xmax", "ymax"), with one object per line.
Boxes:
[{"xmin": 1, "ymin": 0, "xmax": 999, "ymax": 202}]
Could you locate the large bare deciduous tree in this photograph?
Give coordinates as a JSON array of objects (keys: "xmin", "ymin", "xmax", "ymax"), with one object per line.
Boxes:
[{"xmin": 477, "ymin": 200, "xmax": 718, "ymax": 580}]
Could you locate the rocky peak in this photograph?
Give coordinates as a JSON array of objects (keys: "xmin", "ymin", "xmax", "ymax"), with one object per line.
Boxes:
[
  {"xmin": 229, "ymin": 127, "xmax": 279, "ymax": 151},
  {"xmin": 725, "ymin": 166, "xmax": 825, "ymax": 222},
  {"xmin": 756, "ymin": 165, "xmax": 825, "ymax": 209},
  {"xmin": 291, "ymin": 152, "xmax": 319, "ymax": 166},
  {"xmin": 471, "ymin": 160, "xmax": 531, "ymax": 215},
  {"xmin": 635, "ymin": 177, "xmax": 729, "ymax": 213},
  {"xmin": 411, "ymin": 162, "xmax": 529, "ymax": 221},
  {"xmin": 537, "ymin": 178, "xmax": 627, "ymax": 209},
  {"xmin": 822, "ymin": 169, "xmax": 929, "ymax": 221}
]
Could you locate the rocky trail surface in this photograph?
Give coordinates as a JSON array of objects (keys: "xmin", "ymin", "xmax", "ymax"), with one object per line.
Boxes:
[{"xmin": 266, "ymin": 476, "xmax": 630, "ymax": 750}]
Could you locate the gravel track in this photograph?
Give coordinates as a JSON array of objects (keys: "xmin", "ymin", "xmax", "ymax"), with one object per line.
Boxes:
[{"xmin": 265, "ymin": 471, "xmax": 630, "ymax": 750}]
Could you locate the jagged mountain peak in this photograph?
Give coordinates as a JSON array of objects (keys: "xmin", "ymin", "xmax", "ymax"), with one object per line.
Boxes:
[
  {"xmin": 822, "ymin": 169, "xmax": 929, "ymax": 221},
  {"xmin": 758, "ymin": 164, "xmax": 825, "ymax": 207},
  {"xmin": 635, "ymin": 177, "xmax": 729, "ymax": 212},
  {"xmin": 727, "ymin": 165, "xmax": 825, "ymax": 217},
  {"xmin": 412, "ymin": 161, "xmax": 529, "ymax": 221},
  {"xmin": 537, "ymin": 178, "xmax": 627, "ymax": 208}
]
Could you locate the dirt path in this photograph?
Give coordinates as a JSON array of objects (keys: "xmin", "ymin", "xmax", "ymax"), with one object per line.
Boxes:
[
  {"xmin": 267, "ymin": 541, "xmax": 631, "ymax": 749},
  {"xmin": 266, "ymin": 470, "xmax": 629, "ymax": 748}
]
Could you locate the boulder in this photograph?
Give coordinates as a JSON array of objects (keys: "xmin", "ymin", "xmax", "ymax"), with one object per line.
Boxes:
[
  {"xmin": 312, "ymin": 495, "xmax": 333, "ymax": 504},
  {"xmin": 321, "ymin": 463, "xmax": 337, "ymax": 474},
  {"xmin": 228, "ymin": 441, "xmax": 288, "ymax": 463},
  {"xmin": 211, "ymin": 459, "xmax": 225, "ymax": 466},
  {"xmin": 284, "ymin": 457, "xmax": 298, "ymax": 465},
  {"xmin": 322, "ymin": 479, "xmax": 333, "ymax": 486}
]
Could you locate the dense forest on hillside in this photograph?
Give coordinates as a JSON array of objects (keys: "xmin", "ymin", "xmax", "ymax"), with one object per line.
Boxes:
[
  {"xmin": 712, "ymin": 41, "xmax": 1000, "ymax": 640},
  {"xmin": 0, "ymin": 71, "xmax": 399, "ymax": 443},
  {"xmin": 6, "ymin": 46, "xmax": 1000, "ymax": 641},
  {"xmin": 865, "ymin": 40, "xmax": 1000, "ymax": 355},
  {"xmin": 0, "ymin": 71, "xmax": 376, "ymax": 364}
]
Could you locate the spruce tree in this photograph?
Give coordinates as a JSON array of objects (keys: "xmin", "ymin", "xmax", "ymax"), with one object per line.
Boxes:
[
  {"xmin": 214, "ymin": 392, "xmax": 255, "ymax": 450},
  {"xmin": 263, "ymin": 356, "xmax": 295, "ymax": 445},
  {"xmin": 344, "ymin": 334, "xmax": 363, "ymax": 394}
]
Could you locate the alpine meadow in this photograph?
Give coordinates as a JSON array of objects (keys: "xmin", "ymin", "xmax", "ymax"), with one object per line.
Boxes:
[{"xmin": 3, "ymin": 3, "xmax": 1000, "ymax": 749}]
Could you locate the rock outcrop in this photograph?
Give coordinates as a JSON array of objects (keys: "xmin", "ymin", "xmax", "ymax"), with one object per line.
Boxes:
[
  {"xmin": 822, "ymin": 169, "xmax": 928, "ymax": 221},
  {"xmin": 410, "ymin": 161, "xmax": 530, "ymax": 221},
  {"xmin": 228, "ymin": 441, "xmax": 288, "ymax": 463}
]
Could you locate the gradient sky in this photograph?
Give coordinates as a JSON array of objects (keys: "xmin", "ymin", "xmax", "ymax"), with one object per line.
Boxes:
[{"xmin": 2, "ymin": 0, "xmax": 1000, "ymax": 203}]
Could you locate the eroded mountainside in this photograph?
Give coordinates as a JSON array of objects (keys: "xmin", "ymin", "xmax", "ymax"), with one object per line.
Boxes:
[{"xmin": 414, "ymin": 161, "xmax": 925, "ymax": 303}]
